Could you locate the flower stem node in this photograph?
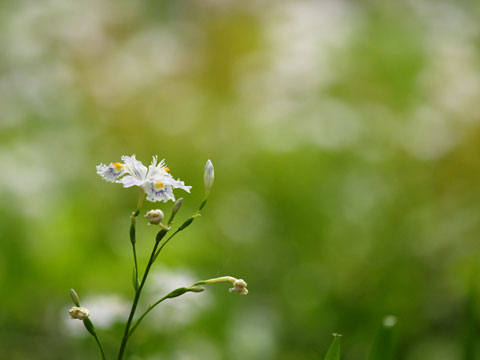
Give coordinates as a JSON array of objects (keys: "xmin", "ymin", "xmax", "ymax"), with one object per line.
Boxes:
[
  {"xmin": 69, "ymin": 306, "xmax": 90, "ymax": 320},
  {"xmin": 145, "ymin": 209, "xmax": 164, "ymax": 225}
]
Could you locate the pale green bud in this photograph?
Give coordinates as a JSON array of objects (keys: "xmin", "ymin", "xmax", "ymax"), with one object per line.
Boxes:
[
  {"xmin": 70, "ymin": 289, "xmax": 80, "ymax": 306},
  {"xmin": 172, "ymin": 198, "xmax": 183, "ymax": 216},
  {"xmin": 204, "ymin": 159, "xmax": 214, "ymax": 194}
]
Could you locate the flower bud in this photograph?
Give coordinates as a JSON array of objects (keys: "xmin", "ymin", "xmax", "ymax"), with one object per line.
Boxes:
[
  {"xmin": 145, "ymin": 209, "xmax": 164, "ymax": 225},
  {"xmin": 204, "ymin": 159, "xmax": 214, "ymax": 194},
  {"xmin": 172, "ymin": 198, "xmax": 183, "ymax": 216},
  {"xmin": 168, "ymin": 198, "xmax": 184, "ymax": 225},
  {"xmin": 229, "ymin": 279, "xmax": 248, "ymax": 295},
  {"xmin": 70, "ymin": 289, "xmax": 80, "ymax": 307},
  {"xmin": 69, "ymin": 306, "xmax": 90, "ymax": 320}
]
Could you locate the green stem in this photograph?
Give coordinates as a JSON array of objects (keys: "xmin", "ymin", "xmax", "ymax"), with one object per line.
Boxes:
[
  {"xmin": 129, "ymin": 286, "xmax": 205, "ymax": 337},
  {"xmin": 153, "ymin": 229, "xmax": 180, "ymax": 262},
  {"xmin": 93, "ymin": 332, "xmax": 107, "ymax": 360},
  {"xmin": 118, "ymin": 199, "xmax": 205, "ymax": 359},
  {"xmin": 130, "ymin": 189, "xmax": 144, "ymax": 289},
  {"xmin": 128, "ymin": 294, "xmax": 169, "ymax": 337},
  {"xmin": 117, "ymin": 230, "xmax": 167, "ymax": 360},
  {"xmin": 153, "ymin": 213, "xmax": 201, "ymax": 261},
  {"xmin": 131, "ymin": 242, "xmax": 139, "ymax": 290},
  {"xmin": 83, "ymin": 318, "xmax": 107, "ymax": 360},
  {"xmin": 130, "ymin": 214, "xmax": 139, "ymax": 290}
]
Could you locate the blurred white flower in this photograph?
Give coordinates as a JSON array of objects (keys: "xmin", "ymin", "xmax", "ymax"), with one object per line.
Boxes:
[
  {"xmin": 69, "ymin": 306, "xmax": 90, "ymax": 320},
  {"xmin": 96, "ymin": 154, "xmax": 191, "ymax": 202}
]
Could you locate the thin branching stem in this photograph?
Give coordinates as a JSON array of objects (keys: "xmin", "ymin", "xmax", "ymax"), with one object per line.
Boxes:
[
  {"xmin": 117, "ymin": 230, "xmax": 166, "ymax": 360},
  {"xmin": 128, "ymin": 294, "xmax": 169, "ymax": 337},
  {"xmin": 92, "ymin": 332, "xmax": 107, "ymax": 360}
]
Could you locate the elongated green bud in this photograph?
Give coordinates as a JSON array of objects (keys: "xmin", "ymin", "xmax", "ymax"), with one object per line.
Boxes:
[
  {"xmin": 167, "ymin": 286, "xmax": 205, "ymax": 299},
  {"xmin": 129, "ymin": 223, "xmax": 136, "ymax": 244},
  {"xmin": 168, "ymin": 198, "xmax": 183, "ymax": 225},
  {"xmin": 178, "ymin": 217, "xmax": 194, "ymax": 231},
  {"xmin": 172, "ymin": 198, "xmax": 183, "ymax": 216},
  {"xmin": 156, "ymin": 229, "xmax": 168, "ymax": 243},
  {"xmin": 204, "ymin": 159, "xmax": 214, "ymax": 195},
  {"xmin": 199, "ymin": 199, "xmax": 207, "ymax": 211},
  {"xmin": 70, "ymin": 289, "xmax": 80, "ymax": 306},
  {"xmin": 83, "ymin": 317, "xmax": 96, "ymax": 336},
  {"xmin": 167, "ymin": 287, "xmax": 188, "ymax": 298}
]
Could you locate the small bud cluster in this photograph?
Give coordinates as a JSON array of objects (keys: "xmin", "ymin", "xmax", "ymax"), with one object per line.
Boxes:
[
  {"xmin": 229, "ymin": 279, "xmax": 248, "ymax": 295},
  {"xmin": 145, "ymin": 209, "xmax": 164, "ymax": 225},
  {"xmin": 69, "ymin": 306, "xmax": 90, "ymax": 320}
]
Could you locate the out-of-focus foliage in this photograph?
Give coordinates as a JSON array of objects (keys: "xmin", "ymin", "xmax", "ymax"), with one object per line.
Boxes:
[{"xmin": 1, "ymin": 0, "xmax": 480, "ymax": 359}]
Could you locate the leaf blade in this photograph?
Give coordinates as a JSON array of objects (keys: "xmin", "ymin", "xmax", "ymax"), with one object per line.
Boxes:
[
  {"xmin": 323, "ymin": 334, "xmax": 341, "ymax": 360},
  {"xmin": 368, "ymin": 316, "xmax": 397, "ymax": 360}
]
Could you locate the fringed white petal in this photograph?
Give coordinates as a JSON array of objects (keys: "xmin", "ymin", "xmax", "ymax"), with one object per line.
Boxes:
[{"xmin": 96, "ymin": 163, "xmax": 125, "ymax": 182}]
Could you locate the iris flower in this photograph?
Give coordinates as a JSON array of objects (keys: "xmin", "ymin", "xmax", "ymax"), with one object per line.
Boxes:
[{"xmin": 96, "ymin": 155, "xmax": 191, "ymax": 203}]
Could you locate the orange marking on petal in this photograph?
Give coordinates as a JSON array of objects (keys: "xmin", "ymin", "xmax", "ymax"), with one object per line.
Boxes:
[
  {"xmin": 164, "ymin": 168, "xmax": 170, "ymax": 172},
  {"xmin": 113, "ymin": 163, "xmax": 124, "ymax": 170},
  {"xmin": 155, "ymin": 181, "xmax": 165, "ymax": 189}
]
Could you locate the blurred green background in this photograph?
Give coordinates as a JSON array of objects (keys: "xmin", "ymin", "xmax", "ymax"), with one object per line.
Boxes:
[{"xmin": 1, "ymin": 0, "xmax": 480, "ymax": 359}]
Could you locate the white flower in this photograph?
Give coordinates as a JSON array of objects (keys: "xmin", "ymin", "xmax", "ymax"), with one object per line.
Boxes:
[
  {"xmin": 69, "ymin": 306, "xmax": 90, "ymax": 320},
  {"xmin": 96, "ymin": 162, "xmax": 126, "ymax": 182},
  {"xmin": 144, "ymin": 156, "xmax": 191, "ymax": 203},
  {"xmin": 145, "ymin": 209, "xmax": 164, "ymax": 225},
  {"xmin": 96, "ymin": 155, "xmax": 191, "ymax": 203}
]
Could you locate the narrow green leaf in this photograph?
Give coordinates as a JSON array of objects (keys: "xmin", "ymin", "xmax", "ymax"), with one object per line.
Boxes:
[
  {"xmin": 368, "ymin": 316, "xmax": 397, "ymax": 360},
  {"xmin": 323, "ymin": 334, "xmax": 341, "ymax": 360}
]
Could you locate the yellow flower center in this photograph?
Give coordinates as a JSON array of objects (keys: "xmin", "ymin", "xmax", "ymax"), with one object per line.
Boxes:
[
  {"xmin": 164, "ymin": 167, "xmax": 170, "ymax": 172},
  {"xmin": 155, "ymin": 181, "xmax": 165, "ymax": 189},
  {"xmin": 113, "ymin": 162, "xmax": 123, "ymax": 170}
]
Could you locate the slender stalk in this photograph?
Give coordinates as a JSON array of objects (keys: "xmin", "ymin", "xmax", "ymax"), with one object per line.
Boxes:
[
  {"xmin": 130, "ymin": 214, "xmax": 139, "ymax": 290},
  {"xmin": 117, "ymin": 230, "xmax": 167, "ymax": 360},
  {"xmin": 128, "ymin": 294, "xmax": 169, "ymax": 336},
  {"xmin": 153, "ymin": 213, "xmax": 201, "ymax": 261},
  {"xmin": 118, "ymin": 199, "xmax": 205, "ymax": 359},
  {"xmin": 93, "ymin": 332, "xmax": 107, "ymax": 360},
  {"xmin": 153, "ymin": 229, "xmax": 180, "ymax": 261},
  {"xmin": 130, "ymin": 188, "xmax": 144, "ymax": 290},
  {"xmin": 83, "ymin": 318, "xmax": 107, "ymax": 360}
]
